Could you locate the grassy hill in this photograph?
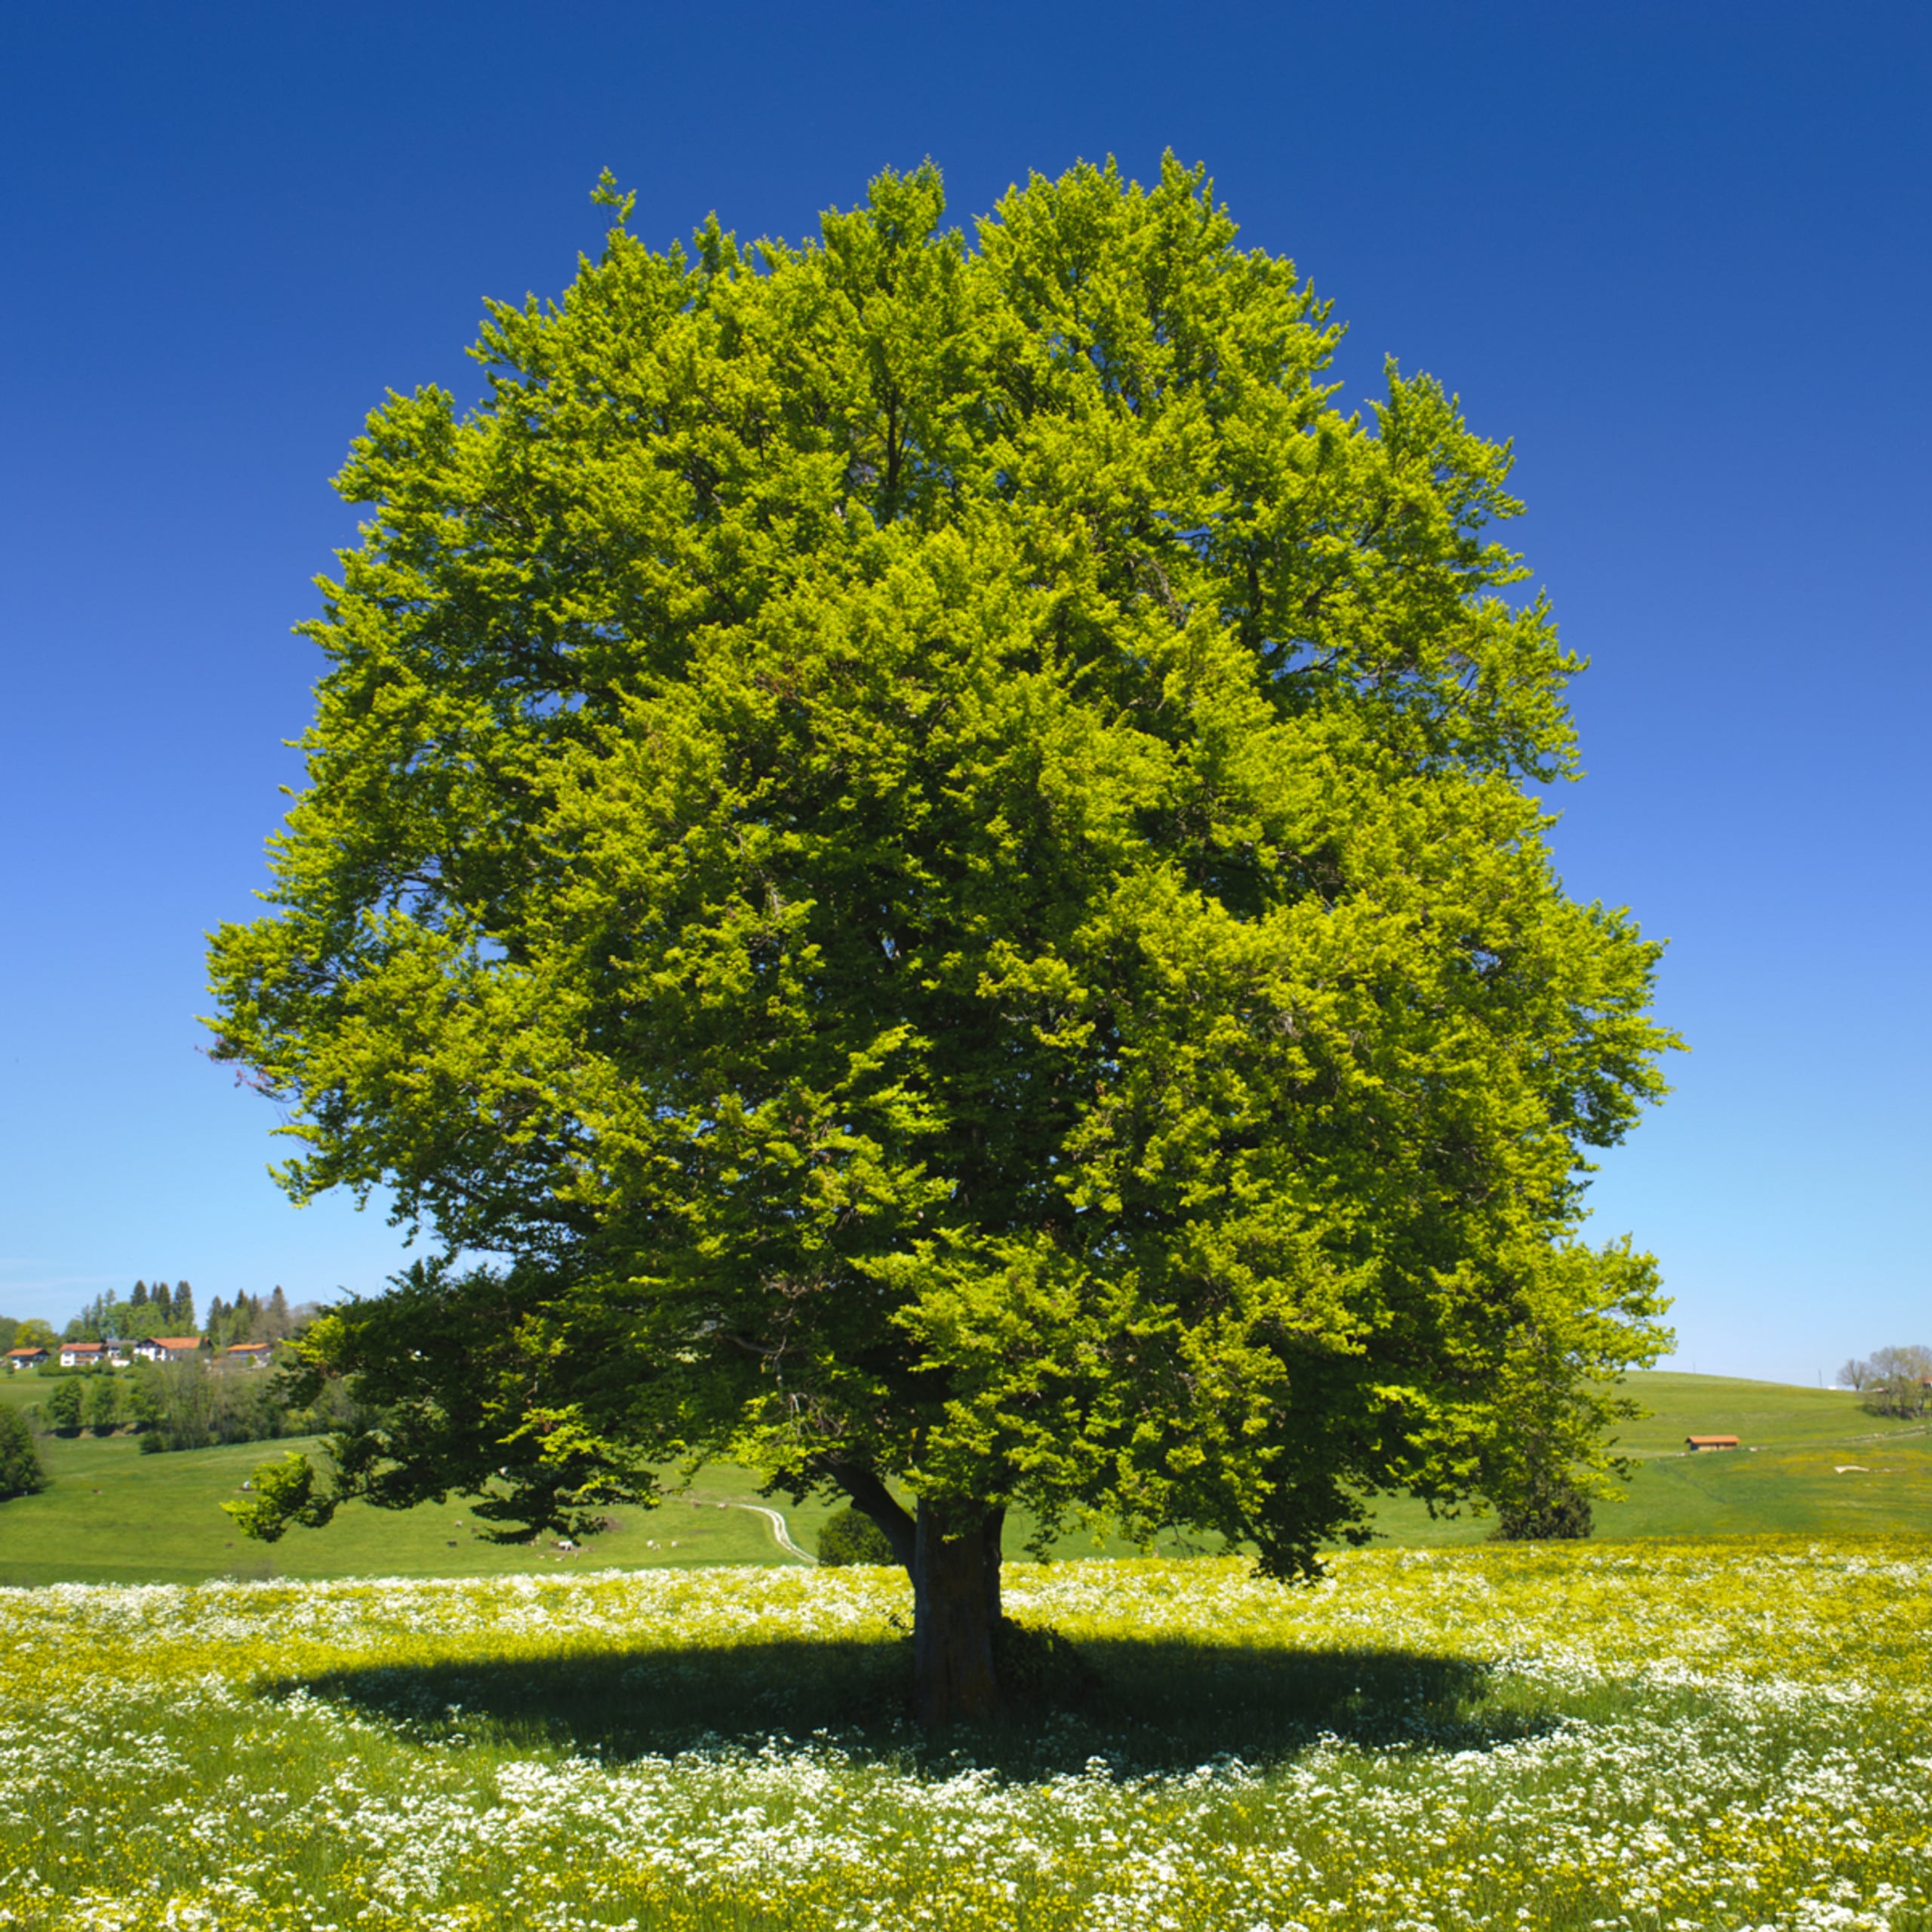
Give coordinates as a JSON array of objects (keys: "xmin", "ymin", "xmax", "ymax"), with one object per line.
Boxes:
[
  {"xmin": 0, "ymin": 1373, "xmax": 1203, "ymax": 1585},
  {"xmin": 0, "ymin": 1371, "xmax": 51, "ymax": 1415},
  {"xmin": 0, "ymin": 1404, "xmax": 847, "ymax": 1586},
  {"xmin": 1360, "ymin": 1370, "xmax": 1932, "ymax": 1548},
  {"xmin": 1, "ymin": 1367, "xmax": 1924, "ymax": 1584},
  {"xmin": 1605, "ymin": 1370, "xmax": 1916, "ymax": 1454},
  {"xmin": 1595, "ymin": 1370, "xmax": 1932, "ymax": 1539}
]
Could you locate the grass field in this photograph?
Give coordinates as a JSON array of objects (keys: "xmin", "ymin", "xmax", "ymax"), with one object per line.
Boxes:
[
  {"xmin": 1598, "ymin": 1372, "xmax": 1932, "ymax": 1540},
  {"xmin": 5, "ymin": 1372, "xmax": 1930, "ymax": 1927},
  {"xmin": 2, "ymin": 1370, "xmax": 1925, "ymax": 1584},
  {"xmin": 0, "ymin": 1365, "xmax": 828, "ymax": 1580},
  {"xmin": 5, "ymin": 1539, "xmax": 1930, "ymax": 1929},
  {"xmin": 1367, "ymin": 1371, "xmax": 1932, "ymax": 1549}
]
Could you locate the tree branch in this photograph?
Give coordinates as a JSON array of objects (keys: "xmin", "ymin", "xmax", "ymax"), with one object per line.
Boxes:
[{"xmin": 822, "ymin": 1457, "xmax": 916, "ymax": 1568}]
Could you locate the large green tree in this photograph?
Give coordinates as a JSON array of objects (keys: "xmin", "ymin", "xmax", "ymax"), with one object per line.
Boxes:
[{"xmin": 212, "ymin": 158, "xmax": 1674, "ymax": 1721}]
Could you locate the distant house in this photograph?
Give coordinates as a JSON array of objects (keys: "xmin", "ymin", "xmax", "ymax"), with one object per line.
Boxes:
[
  {"xmin": 223, "ymin": 1343, "xmax": 272, "ymax": 1369},
  {"xmin": 5, "ymin": 1346, "xmax": 48, "ymax": 1371},
  {"xmin": 60, "ymin": 1340, "xmax": 132, "ymax": 1367},
  {"xmin": 133, "ymin": 1337, "xmax": 203, "ymax": 1364},
  {"xmin": 1685, "ymin": 1435, "xmax": 1741, "ymax": 1452}
]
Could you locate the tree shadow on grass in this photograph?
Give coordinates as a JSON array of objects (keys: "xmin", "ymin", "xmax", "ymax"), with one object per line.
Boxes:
[{"xmin": 273, "ymin": 1635, "xmax": 1558, "ymax": 1778}]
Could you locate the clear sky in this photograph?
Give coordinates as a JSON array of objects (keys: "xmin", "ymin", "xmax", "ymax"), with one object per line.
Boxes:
[{"xmin": 2, "ymin": 2, "xmax": 1924, "ymax": 1381}]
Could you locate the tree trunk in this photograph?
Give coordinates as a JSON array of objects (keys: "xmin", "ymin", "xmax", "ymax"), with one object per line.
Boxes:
[
  {"xmin": 824, "ymin": 1463, "xmax": 1004, "ymax": 1724},
  {"xmin": 909, "ymin": 1497, "xmax": 1004, "ymax": 1725}
]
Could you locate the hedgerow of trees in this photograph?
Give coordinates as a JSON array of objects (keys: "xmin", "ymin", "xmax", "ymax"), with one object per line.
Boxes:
[
  {"xmin": 54, "ymin": 1281, "xmax": 300, "ymax": 1349},
  {"xmin": 135, "ymin": 1358, "xmax": 362, "ymax": 1453},
  {"xmin": 17, "ymin": 1284, "xmax": 332, "ymax": 1453},
  {"xmin": 29, "ymin": 1356, "xmax": 356, "ymax": 1452},
  {"xmin": 1838, "ymin": 1346, "xmax": 1932, "ymax": 1419},
  {"xmin": 63, "ymin": 1281, "xmax": 197, "ymax": 1342},
  {"xmin": 204, "ymin": 1287, "xmax": 298, "ymax": 1349}
]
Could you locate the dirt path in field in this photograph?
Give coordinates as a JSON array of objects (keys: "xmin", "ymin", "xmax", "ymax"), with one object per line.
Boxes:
[{"xmin": 726, "ymin": 1501, "xmax": 817, "ymax": 1564}]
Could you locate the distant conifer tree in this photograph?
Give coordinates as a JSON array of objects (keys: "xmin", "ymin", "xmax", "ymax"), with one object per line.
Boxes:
[
  {"xmin": 131, "ymin": 1280, "xmax": 149, "ymax": 1309},
  {"xmin": 174, "ymin": 1283, "xmax": 195, "ymax": 1332}
]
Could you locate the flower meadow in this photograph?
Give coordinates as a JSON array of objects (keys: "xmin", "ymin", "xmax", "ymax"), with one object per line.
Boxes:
[{"xmin": 4, "ymin": 1541, "xmax": 1930, "ymax": 1931}]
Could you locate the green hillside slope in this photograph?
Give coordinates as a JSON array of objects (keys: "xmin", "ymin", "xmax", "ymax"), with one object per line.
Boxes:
[
  {"xmin": 1, "ymin": 1367, "xmax": 1925, "ymax": 1583},
  {"xmin": 0, "ymin": 1423, "xmax": 841, "ymax": 1586},
  {"xmin": 1361, "ymin": 1370, "xmax": 1932, "ymax": 1548},
  {"xmin": 1597, "ymin": 1370, "xmax": 1932, "ymax": 1539},
  {"xmin": 1608, "ymin": 1371, "xmax": 1918, "ymax": 1454}
]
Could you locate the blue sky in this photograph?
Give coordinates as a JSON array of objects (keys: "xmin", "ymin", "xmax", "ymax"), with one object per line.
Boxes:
[{"xmin": 1, "ymin": 2, "xmax": 1924, "ymax": 1381}]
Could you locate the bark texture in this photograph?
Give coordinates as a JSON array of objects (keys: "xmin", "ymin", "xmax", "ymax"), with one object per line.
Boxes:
[
  {"xmin": 909, "ymin": 1499, "xmax": 1004, "ymax": 1725},
  {"xmin": 829, "ymin": 1466, "xmax": 1006, "ymax": 1724}
]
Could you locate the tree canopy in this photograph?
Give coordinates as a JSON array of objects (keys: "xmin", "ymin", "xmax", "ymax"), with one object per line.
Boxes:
[
  {"xmin": 0, "ymin": 1405, "xmax": 45, "ymax": 1500},
  {"xmin": 211, "ymin": 157, "xmax": 1675, "ymax": 1719},
  {"xmin": 1841, "ymin": 1346, "xmax": 1932, "ymax": 1418},
  {"xmin": 63, "ymin": 1282, "xmax": 195, "ymax": 1343}
]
